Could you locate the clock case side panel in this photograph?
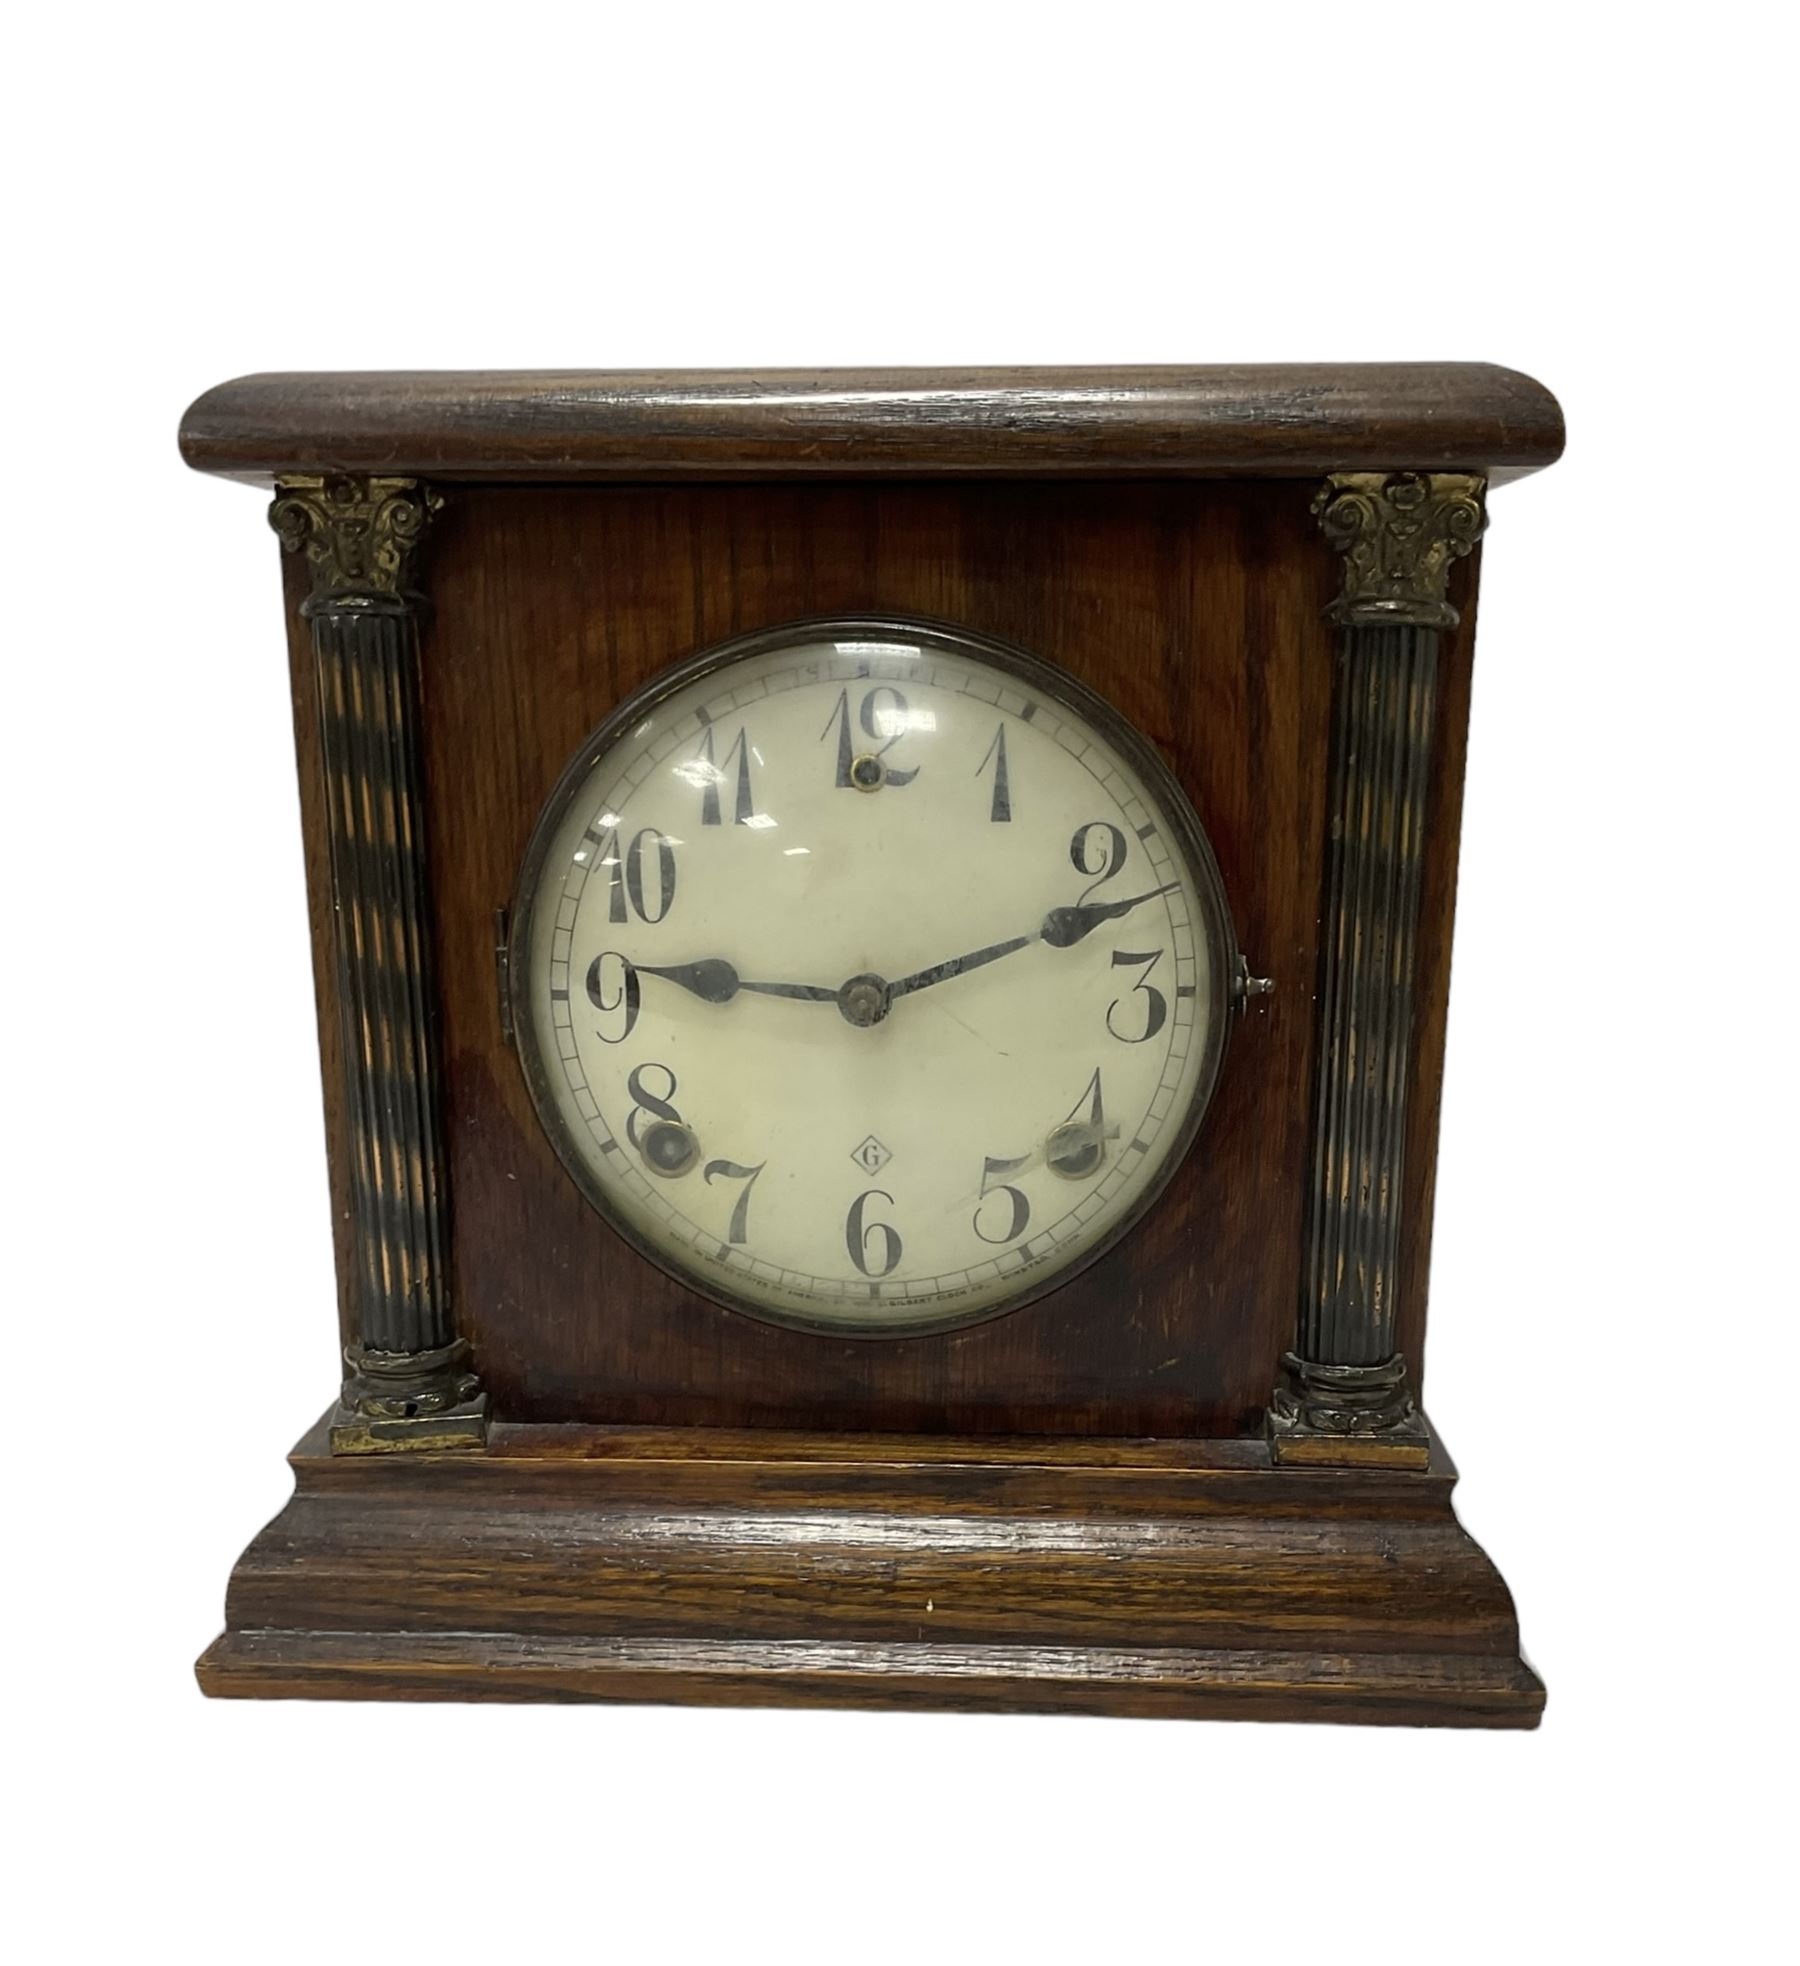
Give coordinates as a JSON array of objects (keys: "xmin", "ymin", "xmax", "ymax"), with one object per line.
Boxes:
[{"xmin": 281, "ymin": 480, "xmax": 1475, "ymax": 1437}]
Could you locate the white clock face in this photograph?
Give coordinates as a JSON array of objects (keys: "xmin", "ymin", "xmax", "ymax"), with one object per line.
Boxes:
[{"xmin": 512, "ymin": 620, "xmax": 1234, "ymax": 1333}]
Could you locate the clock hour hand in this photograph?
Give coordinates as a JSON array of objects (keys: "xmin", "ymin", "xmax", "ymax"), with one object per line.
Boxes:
[
  {"xmin": 633, "ymin": 957, "xmax": 837, "ymax": 1004},
  {"xmin": 739, "ymin": 975, "xmax": 841, "ymax": 1002},
  {"xmin": 1041, "ymin": 881, "xmax": 1181, "ymax": 949}
]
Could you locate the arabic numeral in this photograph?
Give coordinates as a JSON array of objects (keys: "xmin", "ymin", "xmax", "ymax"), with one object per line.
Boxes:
[
  {"xmin": 625, "ymin": 1061, "xmax": 681, "ymax": 1149},
  {"xmin": 1046, "ymin": 1067, "xmax": 1109, "ymax": 1180},
  {"xmin": 975, "ymin": 724, "xmax": 1012, "ymax": 822},
  {"xmin": 584, "ymin": 950, "xmax": 641, "ymax": 1044},
  {"xmin": 973, "ymin": 1154, "xmax": 1031, "ymax": 1244},
  {"xmin": 625, "ymin": 827, "xmax": 676, "ymax": 921},
  {"xmin": 846, "ymin": 1189, "xmax": 903, "ymax": 1277},
  {"xmin": 1106, "ymin": 948, "xmax": 1169, "ymax": 1044},
  {"xmin": 1070, "ymin": 820, "xmax": 1127, "ymax": 902},
  {"xmin": 694, "ymin": 723, "xmax": 756, "ymax": 826},
  {"xmin": 821, "ymin": 685, "xmax": 921, "ymax": 788},
  {"xmin": 703, "ymin": 1158, "xmax": 766, "ymax": 1243},
  {"xmin": 597, "ymin": 825, "xmax": 677, "ymax": 924}
]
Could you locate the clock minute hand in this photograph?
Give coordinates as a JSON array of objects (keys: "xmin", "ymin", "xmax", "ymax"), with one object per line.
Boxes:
[
  {"xmin": 633, "ymin": 958, "xmax": 837, "ymax": 1004},
  {"xmin": 884, "ymin": 881, "xmax": 1183, "ymax": 1001},
  {"xmin": 1041, "ymin": 881, "xmax": 1181, "ymax": 950},
  {"xmin": 888, "ymin": 933, "xmax": 1039, "ymax": 1001}
]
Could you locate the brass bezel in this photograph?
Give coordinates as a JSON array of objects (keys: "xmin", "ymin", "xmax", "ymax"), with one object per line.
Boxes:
[{"xmin": 506, "ymin": 614, "xmax": 1242, "ymax": 1340}]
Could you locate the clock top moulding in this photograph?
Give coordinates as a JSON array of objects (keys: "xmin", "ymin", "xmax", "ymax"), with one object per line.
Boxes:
[
  {"xmin": 183, "ymin": 363, "xmax": 1565, "ymax": 1724},
  {"xmin": 181, "ymin": 362, "xmax": 1563, "ymax": 483}
]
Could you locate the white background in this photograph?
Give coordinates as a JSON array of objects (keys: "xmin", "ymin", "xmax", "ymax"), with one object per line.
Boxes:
[{"xmin": 5, "ymin": 4, "xmax": 1792, "ymax": 1960}]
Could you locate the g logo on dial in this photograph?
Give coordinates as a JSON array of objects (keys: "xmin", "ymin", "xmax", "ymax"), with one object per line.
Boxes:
[{"xmin": 509, "ymin": 618, "xmax": 1238, "ymax": 1334}]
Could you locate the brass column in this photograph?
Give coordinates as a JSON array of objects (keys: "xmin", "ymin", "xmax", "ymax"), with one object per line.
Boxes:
[
  {"xmin": 1270, "ymin": 472, "xmax": 1487, "ymax": 1469},
  {"xmin": 270, "ymin": 477, "xmax": 485, "ymax": 1451}
]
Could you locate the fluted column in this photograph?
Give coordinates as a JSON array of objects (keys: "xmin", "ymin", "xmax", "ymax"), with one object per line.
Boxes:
[
  {"xmin": 1269, "ymin": 472, "xmax": 1486, "ymax": 1469},
  {"xmin": 271, "ymin": 477, "xmax": 485, "ymax": 1451}
]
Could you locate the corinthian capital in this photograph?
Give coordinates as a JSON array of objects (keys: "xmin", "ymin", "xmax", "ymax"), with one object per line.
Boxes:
[
  {"xmin": 269, "ymin": 475, "xmax": 443, "ymax": 610},
  {"xmin": 1313, "ymin": 472, "xmax": 1487, "ymax": 628}
]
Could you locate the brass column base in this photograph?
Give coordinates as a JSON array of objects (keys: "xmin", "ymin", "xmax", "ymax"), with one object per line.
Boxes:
[
  {"xmin": 1266, "ymin": 1353, "xmax": 1431, "ymax": 1470},
  {"xmin": 330, "ymin": 1341, "xmax": 488, "ymax": 1454},
  {"xmin": 330, "ymin": 1396, "xmax": 489, "ymax": 1455}
]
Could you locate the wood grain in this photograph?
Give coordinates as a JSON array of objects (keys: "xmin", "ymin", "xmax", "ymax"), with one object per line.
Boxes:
[
  {"xmin": 194, "ymin": 1634, "xmax": 1546, "ymax": 1725},
  {"xmin": 192, "ymin": 365, "xmax": 1550, "ymax": 1722},
  {"xmin": 272, "ymin": 477, "xmax": 1477, "ymax": 1430},
  {"xmin": 181, "ymin": 364, "xmax": 1564, "ymax": 486},
  {"xmin": 195, "ymin": 1416, "xmax": 1542, "ymax": 1725},
  {"xmin": 466, "ymin": 482, "xmax": 1306, "ymax": 1431}
]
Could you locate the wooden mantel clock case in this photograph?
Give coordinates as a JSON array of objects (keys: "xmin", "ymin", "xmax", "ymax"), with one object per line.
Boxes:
[{"xmin": 183, "ymin": 364, "xmax": 1563, "ymax": 1725}]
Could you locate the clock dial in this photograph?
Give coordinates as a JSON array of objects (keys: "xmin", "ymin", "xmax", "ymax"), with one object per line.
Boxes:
[{"xmin": 511, "ymin": 619, "xmax": 1236, "ymax": 1333}]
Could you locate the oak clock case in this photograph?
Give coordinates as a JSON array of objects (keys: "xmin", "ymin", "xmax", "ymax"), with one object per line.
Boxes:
[
  {"xmin": 182, "ymin": 364, "xmax": 1564, "ymax": 1726},
  {"xmin": 507, "ymin": 618, "xmax": 1239, "ymax": 1336}
]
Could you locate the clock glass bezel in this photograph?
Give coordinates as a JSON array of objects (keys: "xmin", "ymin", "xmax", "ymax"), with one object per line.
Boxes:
[{"xmin": 506, "ymin": 614, "xmax": 1240, "ymax": 1338}]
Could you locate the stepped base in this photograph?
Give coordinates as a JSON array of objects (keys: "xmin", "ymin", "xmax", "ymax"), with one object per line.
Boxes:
[{"xmin": 197, "ymin": 1415, "xmax": 1542, "ymax": 1727}]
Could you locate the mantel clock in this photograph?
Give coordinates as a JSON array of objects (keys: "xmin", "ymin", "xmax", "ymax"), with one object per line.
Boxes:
[{"xmin": 184, "ymin": 364, "xmax": 1563, "ymax": 1724}]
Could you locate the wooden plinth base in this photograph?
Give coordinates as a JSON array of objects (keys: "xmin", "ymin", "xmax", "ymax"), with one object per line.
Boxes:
[{"xmin": 196, "ymin": 1417, "xmax": 1542, "ymax": 1727}]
